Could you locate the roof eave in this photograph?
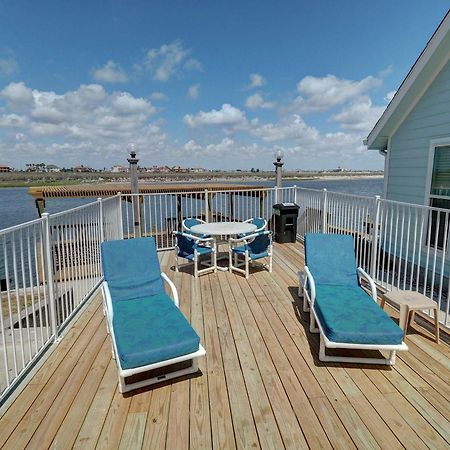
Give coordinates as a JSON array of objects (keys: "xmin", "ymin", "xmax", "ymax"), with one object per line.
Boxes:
[{"xmin": 366, "ymin": 10, "xmax": 450, "ymax": 150}]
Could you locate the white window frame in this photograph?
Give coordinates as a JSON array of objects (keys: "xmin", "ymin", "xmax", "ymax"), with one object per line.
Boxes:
[{"xmin": 424, "ymin": 137, "xmax": 450, "ymax": 252}]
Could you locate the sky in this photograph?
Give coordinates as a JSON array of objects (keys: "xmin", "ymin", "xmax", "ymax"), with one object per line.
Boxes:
[{"xmin": 0, "ymin": 1, "xmax": 449, "ymax": 171}]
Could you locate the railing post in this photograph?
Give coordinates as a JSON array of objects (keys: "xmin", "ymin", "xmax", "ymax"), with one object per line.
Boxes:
[
  {"xmin": 117, "ymin": 192, "xmax": 124, "ymax": 240},
  {"xmin": 97, "ymin": 198, "xmax": 104, "ymax": 243},
  {"xmin": 42, "ymin": 213, "xmax": 58, "ymax": 340},
  {"xmin": 322, "ymin": 189, "xmax": 328, "ymax": 233},
  {"xmin": 370, "ymin": 195, "xmax": 381, "ymax": 279},
  {"xmin": 204, "ymin": 189, "xmax": 209, "ymax": 222},
  {"xmin": 293, "ymin": 185, "xmax": 297, "ymax": 205}
]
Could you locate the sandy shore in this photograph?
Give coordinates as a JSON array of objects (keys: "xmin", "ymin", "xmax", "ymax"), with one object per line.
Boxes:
[{"xmin": 0, "ymin": 171, "xmax": 383, "ymax": 187}]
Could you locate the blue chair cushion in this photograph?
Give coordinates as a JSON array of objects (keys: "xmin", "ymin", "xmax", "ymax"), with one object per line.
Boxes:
[
  {"xmin": 305, "ymin": 233, "xmax": 358, "ymax": 286},
  {"xmin": 232, "ymin": 246, "xmax": 268, "ymax": 260},
  {"xmin": 102, "ymin": 238, "xmax": 164, "ymax": 301},
  {"xmin": 178, "ymin": 244, "xmax": 213, "ymax": 261},
  {"xmin": 314, "ymin": 284, "xmax": 403, "ymax": 345},
  {"xmin": 112, "ymin": 293, "xmax": 200, "ymax": 370}
]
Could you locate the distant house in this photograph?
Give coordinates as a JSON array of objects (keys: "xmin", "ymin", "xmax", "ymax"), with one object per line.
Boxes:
[
  {"xmin": 366, "ymin": 11, "xmax": 450, "ymax": 212},
  {"xmin": 73, "ymin": 165, "xmax": 92, "ymax": 173},
  {"xmin": 46, "ymin": 164, "xmax": 61, "ymax": 173},
  {"xmin": 111, "ymin": 165, "xmax": 128, "ymax": 173},
  {"xmin": 0, "ymin": 165, "xmax": 12, "ymax": 172}
]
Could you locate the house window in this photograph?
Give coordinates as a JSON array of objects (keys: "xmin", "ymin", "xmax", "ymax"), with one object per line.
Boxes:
[{"xmin": 429, "ymin": 145, "xmax": 450, "ymax": 250}]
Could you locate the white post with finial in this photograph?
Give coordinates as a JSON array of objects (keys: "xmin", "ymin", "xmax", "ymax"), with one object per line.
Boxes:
[{"xmin": 127, "ymin": 145, "xmax": 140, "ymax": 238}]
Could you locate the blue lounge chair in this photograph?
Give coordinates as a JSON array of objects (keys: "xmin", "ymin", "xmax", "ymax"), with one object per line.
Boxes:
[
  {"xmin": 101, "ymin": 237, "xmax": 205, "ymax": 393},
  {"xmin": 229, "ymin": 230, "xmax": 273, "ymax": 279},
  {"xmin": 298, "ymin": 233, "xmax": 407, "ymax": 365}
]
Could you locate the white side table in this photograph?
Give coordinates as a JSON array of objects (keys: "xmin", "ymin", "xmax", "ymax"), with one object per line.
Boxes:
[{"xmin": 381, "ymin": 290, "xmax": 439, "ymax": 343}]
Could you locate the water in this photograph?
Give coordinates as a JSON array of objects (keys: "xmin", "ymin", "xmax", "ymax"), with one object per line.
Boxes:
[{"xmin": 0, "ymin": 178, "xmax": 383, "ymax": 230}]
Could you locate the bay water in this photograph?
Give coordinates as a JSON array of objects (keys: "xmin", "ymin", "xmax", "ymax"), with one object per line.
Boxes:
[{"xmin": 0, "ymin": 177, "xmax": 383, "ymax": 230}]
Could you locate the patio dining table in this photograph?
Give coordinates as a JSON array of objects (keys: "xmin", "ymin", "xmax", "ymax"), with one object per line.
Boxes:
[
  {"xmin": 190, "ymin": 221, "xmax": 257, "ymax": 237},
  {"xmin": 190, "ymin": 221, "xmax": 257, "ymax": 271}
]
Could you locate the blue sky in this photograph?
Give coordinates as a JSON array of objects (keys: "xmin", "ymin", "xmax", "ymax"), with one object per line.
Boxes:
[{"xmin": 0, "ymin": 1, "xmax": 448, "ymax": 170}]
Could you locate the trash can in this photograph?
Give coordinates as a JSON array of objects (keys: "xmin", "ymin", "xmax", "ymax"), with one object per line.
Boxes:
[{"xmin": 273, "ymin": 203, "xmax": 300, "ymax": 243}]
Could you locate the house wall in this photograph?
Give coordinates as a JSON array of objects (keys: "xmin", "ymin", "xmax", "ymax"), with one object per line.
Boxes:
[{"xmin": 387, "ymin": 57, "xmax": 450, "ymax": 204}]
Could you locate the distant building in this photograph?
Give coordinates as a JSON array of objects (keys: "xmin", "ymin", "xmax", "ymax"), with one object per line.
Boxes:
[
  {"xmin": 0, "ymin": 165, "xmax": 12, "ymax": 172},
  {"xmin": 111, "ymin": 165, "xmax": 128, "ymax": 173},
  {"xmin": 73, "ymin": 165, "xmax": 92, "ymax": 173},
  {"xmin": 46, "ymin": 164, "xmax": 61, "ymax": 173}
]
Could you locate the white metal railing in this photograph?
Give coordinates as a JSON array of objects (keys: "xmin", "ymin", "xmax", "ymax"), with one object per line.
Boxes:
[
  {"xmin": 120, "ymin": 187, "xmax": 296, "ymax": 249},
  {"xmin": 296, "ymin": 187, "xmax": 450, "ymax": 328},
  {"xmin": 0, "ymin": 195, "xmax": 121, "ymax": 403}
]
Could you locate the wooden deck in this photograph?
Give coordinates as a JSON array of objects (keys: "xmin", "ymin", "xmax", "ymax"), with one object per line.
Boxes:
[{"xmin": 1, "ymin": 242, "xmax": 450, "ymax": 449}]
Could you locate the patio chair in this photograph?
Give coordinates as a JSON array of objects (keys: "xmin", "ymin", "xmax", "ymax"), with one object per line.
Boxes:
[
  {"xmin": 182, "ymin": 217, "xmax": 210, "ymax": 238},
  {"xmin": 229, "ymin": 230, "xmax": 272, "ymax": 279},
  {"xmin": 237, "ymin": 217, "xmax": 267, "ymax": 238},
  {"xmin": 173, "ymin": 231, "xmax": 217, "ymax": 277},
  {"xmin": 101, "ymin": 237, "xmax": 206, "ymax": 393},
  {"xmin": 298, "ymin": 233, "xmax": 407, "ymax": 365}
]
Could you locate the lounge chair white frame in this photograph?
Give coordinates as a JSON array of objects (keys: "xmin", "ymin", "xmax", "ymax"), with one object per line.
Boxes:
[
  {"xmin": 174, "ymin": 232, "xmax": 217, "ymax": 278},
  {"xmin": 229, "ymin": 231, "xmax": 273, "ymax": 279},
  {"xmin": 298, "ymin": 266, "xmax": 408, "ymax": 365},
  {"xmin": 102, "ymin": 274, "xmax": 206, "ymax": 393}
]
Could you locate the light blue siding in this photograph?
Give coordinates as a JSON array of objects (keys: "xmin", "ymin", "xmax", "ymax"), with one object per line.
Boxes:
[{"xmin": 387, "ymin": 57, "xmax": 450, "ymax": 204}]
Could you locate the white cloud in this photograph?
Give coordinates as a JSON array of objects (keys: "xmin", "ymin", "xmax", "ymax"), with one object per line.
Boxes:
[
  {"xmin": 0, "ymin": 57, "xmax": 18, "ymax": 77},
  {"xmin": 248, "ymin": 73, "xmax": 266, "ymax": 89},
  {"xmin": 252, "ymin": 114, "xmax": 319, "ymax": 143},
  {"xmin": 245, "ymin": 93, "xmax": 274, "ymax": 110},
  {"xmin": 331, "ymin": 96, "xmax": 385, "ymax": 132},
  {"xmin": 1, "ymin": 82, "xmax": 34, "ymax": 109},
  {"xmin": 187, "ymin": 84, "xmax": 200, "ymax": 100},
  {"xmin": 0, "ymin": 82, "xmax": 163, "ymax": 167},
  {"xmin": 150, "ymin": 91, "xmax": 167, "ymax": 101},
  {"xmin": 293, "ymin": 74, "xmax": 382, "ymax": 113},
  {"xmin": 183, "ymin": 103, "xmax": 247, "ymax": 128},
  {"xmin": 184, "ymin": 58, "xmax": 203, "ymax": 71},
  {"xmin": 93, "ymin": 60, "xmax": 128, "ymax": 83},
  {"xmin": 142, "ymin": 41, "xmax": 201, "ymax": 82}
]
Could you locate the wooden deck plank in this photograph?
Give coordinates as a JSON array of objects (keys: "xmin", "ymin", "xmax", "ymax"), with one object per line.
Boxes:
[
  {"xmin": 0, "ymin": 297, "xmax": 102, "ymax": 447},
  {"xmin": 201, "ymin": 275, "xmax": 236, "ymax": 450},
  {"xmin": 96, "ymin": 388, "xmax": 131, "ymax": 449},
  {"xmin": 211, "ymin": 275, "xmax": 262, "ymax": 449},
  {"xmin": 73, "ymin": 359, "xmax": 118, "ymax": 449},
  {"xmin": 1, "ymin": 242, "xmax": 450, "ymax": 450},
  {"xmin": 220, "ymin": 272, "xmax": 285, "ymax": 450},
  {"xmin": 48, "ymin": 337, "xmax": 112, "ymax": 449},
  {"xmin": 1, "ymin": 301, "xmax": 105, "ymax": 449},
  {"xmin": 186, "ymin": 271, "xmax": 211, "ymax": 450},
  {"xmin": 231, "ymin": 273, "xmax": 309, "ymax": 449}
]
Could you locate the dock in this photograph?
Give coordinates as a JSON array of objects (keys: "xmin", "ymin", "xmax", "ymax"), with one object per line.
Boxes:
[{"xmin": 1, "ymin": 242, "xmax": 449, "ymax": 449}]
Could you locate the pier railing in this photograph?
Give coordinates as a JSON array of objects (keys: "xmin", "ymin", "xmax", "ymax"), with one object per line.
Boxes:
[{"xmin": 0, "ymin": 194, "xmax": 121, "ymax": 403}]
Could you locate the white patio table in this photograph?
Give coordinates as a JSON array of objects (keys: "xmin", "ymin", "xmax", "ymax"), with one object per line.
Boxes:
[{"xmin": 190, "ymin": 221, "xmax": 257, "ymax": 271}]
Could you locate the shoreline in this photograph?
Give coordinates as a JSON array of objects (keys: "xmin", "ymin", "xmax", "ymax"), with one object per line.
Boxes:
[{"xmin": 0, "ymin": 172, "xmax": 383, "ymax": 188}]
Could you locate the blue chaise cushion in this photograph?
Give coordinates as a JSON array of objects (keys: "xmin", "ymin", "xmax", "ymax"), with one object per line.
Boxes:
[
  {"xmin": 305, "ymin": 233, "xmax": 358, "ymax": 286},
  {"xmin": 101, "ymin": 237, "xmax": 164, "ymax": 301},
  {"xmin": 314, "ymin": 284, "xmax": 403, "ymax": 345},
  {"xmin": 113, "ymin": 293, "xmax": 200, "ymax": 370}
]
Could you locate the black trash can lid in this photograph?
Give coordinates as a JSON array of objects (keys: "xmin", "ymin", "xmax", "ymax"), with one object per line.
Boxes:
[{"xmin": 273, "ymin": 202, "xmax": 300, "ymax": 210}]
